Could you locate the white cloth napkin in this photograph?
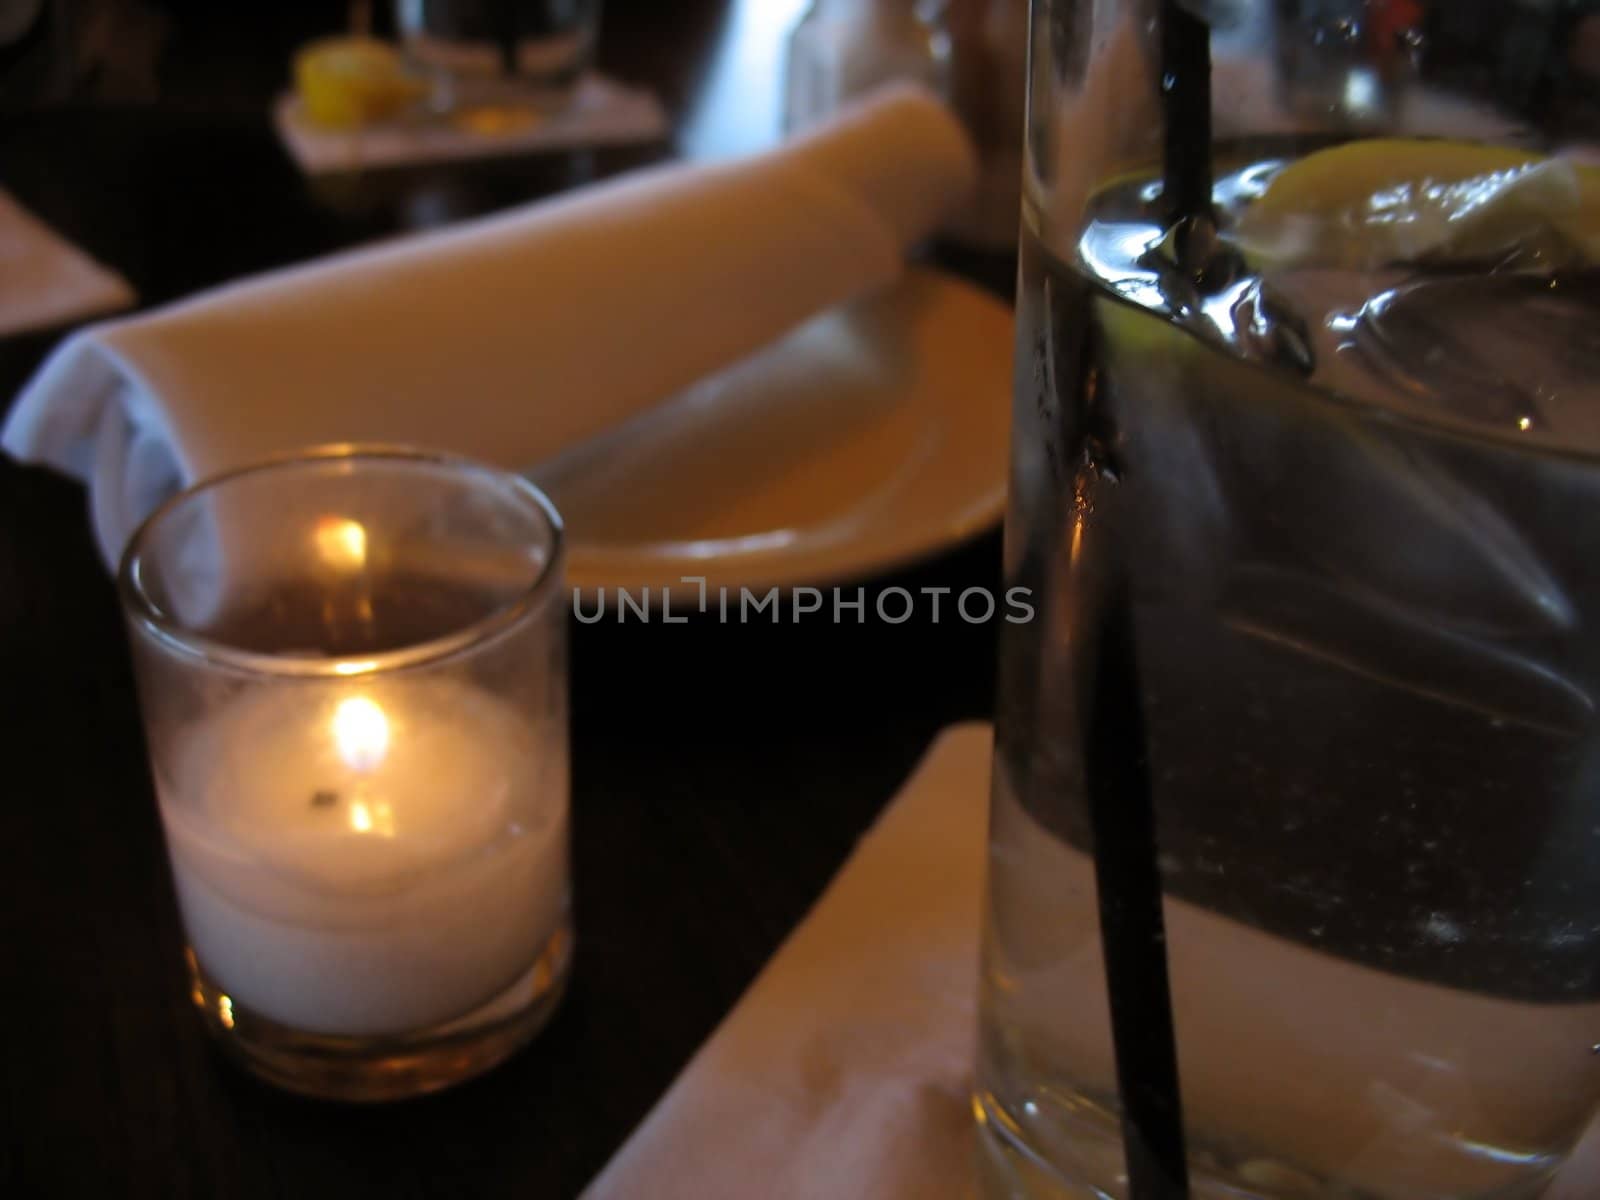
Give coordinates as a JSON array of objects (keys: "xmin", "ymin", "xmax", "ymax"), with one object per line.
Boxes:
[
  {"xmin": 582, "ymin": 723, "xmax": 1600, "ymax": 1200},
  {"xmin": 1, "ymin": 83, "xmax": 975, "ymax": 568},
  {"xmin": 0, "ymin": 190, "xmax": 134, "ymax": 338},
  {"xmin": 273, "ymin": 73, "xmax": 669, "ymax": 174}
]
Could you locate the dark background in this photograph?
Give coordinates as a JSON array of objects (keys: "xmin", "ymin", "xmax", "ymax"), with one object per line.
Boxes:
[{"xmin": 0, "ymin": 2, "xmax": 1007, "ymax": 1196}]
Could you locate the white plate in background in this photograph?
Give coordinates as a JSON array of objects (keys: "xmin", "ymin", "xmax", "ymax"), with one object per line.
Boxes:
[{"xmin": 530, "ymin": 267, "xmax": 1013, "ymax": 606}]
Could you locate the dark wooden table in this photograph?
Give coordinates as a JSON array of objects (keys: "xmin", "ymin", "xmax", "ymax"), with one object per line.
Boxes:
[{"xmin": 0, "ymin": 3, "xmax": 1007, "ymax": 1196}]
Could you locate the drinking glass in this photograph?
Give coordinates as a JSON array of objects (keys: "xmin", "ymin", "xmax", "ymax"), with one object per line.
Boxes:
[
  {"xmin": 977, "ymin": 1, "xmax": 1600, "ymax": 1196},
  {"xmin": 783, "ymin": 0, "xmax": 951, "ymax": 135},
  {"xmin": 120, "ymin": 446, "xmax": 571, "ymax": 1101},
  {"xmin": 395, "ymin": 0, "xmax": 601, "ymax": 111}
]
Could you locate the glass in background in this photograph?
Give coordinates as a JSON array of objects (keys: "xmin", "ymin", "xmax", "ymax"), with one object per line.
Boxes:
[
  {"xmin": 395, "ymin": 0, "xmax": 600, "ymax": 113},
  {"xmin": 782, "ymin": 0, "xmax": 951, "ymax": 133},
  {"xmin": 784, "ymin": 0, "xmax": 1028, "ymax": 249}
]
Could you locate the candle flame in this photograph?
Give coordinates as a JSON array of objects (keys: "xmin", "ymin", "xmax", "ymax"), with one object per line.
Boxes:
[
  {"xmin": 332, "ymin": 696, "xmax": 389, "ymax": 772},
  {"xmin": 314, "ymin": 516, "xmax": 368, "ymax": 569}
]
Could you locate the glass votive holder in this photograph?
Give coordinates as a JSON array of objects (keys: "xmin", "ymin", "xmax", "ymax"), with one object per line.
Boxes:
[{"xmin": 118, "ymin": 446, "xmax": 571, "ymax": 1102}]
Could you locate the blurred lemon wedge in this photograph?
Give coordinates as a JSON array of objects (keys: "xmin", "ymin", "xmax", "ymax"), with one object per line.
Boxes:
[
  {"xmin": 1231, "ymin": 139, "xmax": 1600, "ymax": 269},
  {"xmin": 294, "ymin": 37, "xmax": 426, "ymax": 129}
]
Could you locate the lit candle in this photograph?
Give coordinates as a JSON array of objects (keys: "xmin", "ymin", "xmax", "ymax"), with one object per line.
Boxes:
[{"xmin": 157, "ymin": 678, "xmax": 568, "ymax": 1037}]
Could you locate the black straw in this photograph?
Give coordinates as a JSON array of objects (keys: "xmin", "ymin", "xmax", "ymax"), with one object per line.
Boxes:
[
  {"xmin": 1084, "ymin": 575, "xmax": 1191, "ymax": 1200},
  {"xmin": 1159, "ymin": 0, "xmax": 1216, "ymax": 233},
  {"xmin": 1076, "ymin": 9, "xmax": 1208, "ymax": 1198}
]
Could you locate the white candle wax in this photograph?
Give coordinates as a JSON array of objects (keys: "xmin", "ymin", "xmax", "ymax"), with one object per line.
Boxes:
[{"xmin": 157, "ymin": 678, "xmax": 568, "ymax": 1037}]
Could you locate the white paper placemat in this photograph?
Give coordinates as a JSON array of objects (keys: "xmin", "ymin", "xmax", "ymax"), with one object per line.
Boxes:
[{"xmin": 582, "ymin": 723, "xmax": 990, "ymax": 1200}]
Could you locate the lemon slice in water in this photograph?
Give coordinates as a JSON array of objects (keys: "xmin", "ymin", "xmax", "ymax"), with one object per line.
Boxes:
[
  {"xmin": 294, "ymin": 37, "xmax": 426, "ymax": 129},
  {"xmin": 1231, "ymin": 139, "xmax": 1600, "ymax": 269}
]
